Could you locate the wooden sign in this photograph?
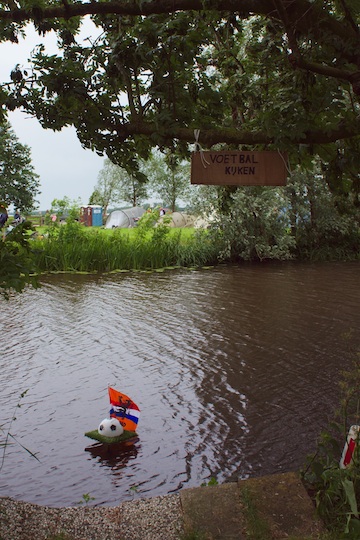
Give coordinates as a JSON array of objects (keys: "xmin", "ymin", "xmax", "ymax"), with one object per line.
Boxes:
[{"xmin": 191, "ymin": 151, "xmax": 288, "ymax": 186}]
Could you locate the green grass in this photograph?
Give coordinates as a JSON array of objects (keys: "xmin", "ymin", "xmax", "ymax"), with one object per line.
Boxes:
[
  {"xmin": 239, "ymin": 487, "xmax": 273, "ymax": 540},
  {"xmin": 30, "ymin": 222, "xmax": 219, "ymax": 273}
]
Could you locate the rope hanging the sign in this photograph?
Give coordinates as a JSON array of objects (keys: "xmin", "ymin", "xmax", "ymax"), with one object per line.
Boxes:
[
  {"xmin": 194, "ymin": 129, "xmax": 210, "ymax": 168},
  {"xmin": 277, "ymin": 148, "xmax": 292, "ymax": 175}
]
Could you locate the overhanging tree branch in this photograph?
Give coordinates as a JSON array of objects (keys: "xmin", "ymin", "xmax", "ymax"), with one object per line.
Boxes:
[
  {"xmin": 273, "ymin": 0, "xmax": 360, "ymax": 91},
  {"xmin": 0, "ymin": 0, "xmax": 272, "ymax": 23},
  {"xmin": 288, "ymin": 55, "xmax": 360, "ymax": 88},
  {"xmin": 115, "ymin": 119, "xmax": 360, "ymax": 147},
  {"xmin": 1, "ymin": 0, "xmax": 358, "ymax": 83},
  {"xmin": 0, "ymin": 0, "xmax": 353, "ymax": 43}
]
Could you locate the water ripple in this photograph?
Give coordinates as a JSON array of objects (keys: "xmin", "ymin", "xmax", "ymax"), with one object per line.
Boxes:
[{"xmin": 0, "ymin": 262, "xmax": 359, "ymax": 506}]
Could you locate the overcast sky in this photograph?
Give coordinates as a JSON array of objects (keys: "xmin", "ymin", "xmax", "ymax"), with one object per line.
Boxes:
[{"xmin": 0, "ymin": 22, "xmax": 106, "ymax": 211}]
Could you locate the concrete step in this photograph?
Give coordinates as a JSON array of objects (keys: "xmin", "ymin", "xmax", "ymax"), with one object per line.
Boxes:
[{"xmin": 180, "ymin": 472, "xmax": 324, "ymax": 540}]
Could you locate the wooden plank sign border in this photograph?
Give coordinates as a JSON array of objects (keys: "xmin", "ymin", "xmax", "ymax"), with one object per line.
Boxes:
[{"xmin": 191, "ymin": 150, "xmax": 288, "ymax": 186}]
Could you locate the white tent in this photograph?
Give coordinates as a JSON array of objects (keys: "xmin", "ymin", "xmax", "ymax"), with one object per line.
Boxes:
[
  {"xmin": 105, "ymin": 207, "xmax": 145, "ymax": 229},
  {"xmin": 162, "ymin": 212, "xmax": 196, "ymax": 228}
]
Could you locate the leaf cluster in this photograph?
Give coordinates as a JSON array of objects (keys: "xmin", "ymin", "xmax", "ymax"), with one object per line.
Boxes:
[
  {"xmin": 0, "ymin": 220, "xmax": 39, "ymax": 299},
  {"xmin": 203, "ymin": 185, "xmax": 296, "ymax": 262}
]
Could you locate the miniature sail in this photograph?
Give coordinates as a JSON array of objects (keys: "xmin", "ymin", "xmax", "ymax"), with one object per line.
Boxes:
[{"xmin": 108, "ymin": 386, "xmax": 140, "ymax": 432}]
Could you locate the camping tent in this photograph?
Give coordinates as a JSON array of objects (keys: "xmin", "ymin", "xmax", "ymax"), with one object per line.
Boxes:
[
  {"xmin": 161, "ymin": 212, "xmax": 196, "ymax": 228},
  {"xmin": 105, "ymin": 207, "xmax": 145, "ymax": 229}
]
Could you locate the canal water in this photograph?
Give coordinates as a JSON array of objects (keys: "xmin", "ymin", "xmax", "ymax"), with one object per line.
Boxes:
[{"xmin": 0, "ymin": 262, "xmax": 359, "ymax": 507}]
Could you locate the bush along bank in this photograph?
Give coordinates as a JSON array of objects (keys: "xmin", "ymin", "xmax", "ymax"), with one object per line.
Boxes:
[{"xmin": 301, "ymin": 350, "xmax": 360, "ymax": 539}]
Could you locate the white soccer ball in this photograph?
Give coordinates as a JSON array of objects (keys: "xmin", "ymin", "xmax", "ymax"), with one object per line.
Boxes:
[{"xmin": 97, "ymin": 418, "xmax": 124, "ymax": 437}]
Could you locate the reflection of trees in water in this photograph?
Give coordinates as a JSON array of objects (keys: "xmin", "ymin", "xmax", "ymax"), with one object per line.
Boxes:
[{"xmin": 85, "ymin": 438, "xmax": 140, "ymax": 472}]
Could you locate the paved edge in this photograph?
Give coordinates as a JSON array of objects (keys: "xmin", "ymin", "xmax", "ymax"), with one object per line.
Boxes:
[
  {"xmin": 181, "ymin": 482, "xmax": 245, "ymax": 539},
  {"xmin": 180, "ymin": 472, "xmax": 324, "ymax": 540},
  {"xmin": 238, "ymin": 472, "xmax": 325, "ymax": 539},
  {"xmin": 0, "ymin": 472, "xmax": 324, "ymax": 540}
]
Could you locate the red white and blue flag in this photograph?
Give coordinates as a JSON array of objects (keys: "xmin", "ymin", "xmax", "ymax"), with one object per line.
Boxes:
[{"xmin": 108, "ymin": 386, "xmax": 140, "ymax": 432}]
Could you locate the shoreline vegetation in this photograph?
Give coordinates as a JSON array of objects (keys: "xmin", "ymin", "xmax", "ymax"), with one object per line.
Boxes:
[
  {"xmin": 25, "ymin": 209, "xmax": 360, "ymax": 277},
  {"xmin": 301, "ymin": 358, "xmax": 360, "ymax": 539},
  {"xmin": 30, "ymin": 224, "xmax": 220, "ymax": 274}
]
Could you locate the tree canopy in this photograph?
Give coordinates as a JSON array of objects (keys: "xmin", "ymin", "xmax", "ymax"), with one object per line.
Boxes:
[
  {"xmin": 0, "ymin": 121, "xmax": 40, "ymax": 210},
  {"xmin": 90, "ymin": 157, "xmax": 148, "ymax": 212},
  {"xmin": 0, "ymin": 1, "xmax": 359, "ymax": 193},
  {"xmin": 140, "ymin": 151, "xmax": 191, "ymax": 211}
]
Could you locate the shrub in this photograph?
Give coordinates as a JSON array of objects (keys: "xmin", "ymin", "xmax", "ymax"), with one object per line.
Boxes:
[{"xmin": 302, "ymin": 353, "xmax": 360, "ymax": 538}]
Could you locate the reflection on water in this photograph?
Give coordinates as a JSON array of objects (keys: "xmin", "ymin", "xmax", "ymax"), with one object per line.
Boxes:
[
  {"xmin": 85, "ymin": 439, "xmax": 140, "ymax": 472},
  {"xmin": 0, "ymin": 262, "xmax": 359, "ymax": 507}
]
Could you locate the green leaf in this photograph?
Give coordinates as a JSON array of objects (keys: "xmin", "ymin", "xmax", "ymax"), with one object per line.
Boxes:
[
  {"xmin": 348, "ymin": 518, "xmax": 360, "ymax": 537},
  {"xmin": 312, "ymin": 461, "xmax": 325, "ymax": 481},
  {"xmin": 342, "ymin": 478, "xmax": 359, "ymax": 518}
]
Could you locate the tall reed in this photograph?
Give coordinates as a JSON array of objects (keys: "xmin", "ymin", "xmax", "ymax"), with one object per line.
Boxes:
[{"xmin": 31, "ymin": 220, "xmax": 218, "ymax": 273}]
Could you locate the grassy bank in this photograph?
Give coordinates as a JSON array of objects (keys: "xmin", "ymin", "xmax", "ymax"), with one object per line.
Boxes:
[{"xmin": 31, "ymin": 221, "xmax": 219, "ymax": 273}]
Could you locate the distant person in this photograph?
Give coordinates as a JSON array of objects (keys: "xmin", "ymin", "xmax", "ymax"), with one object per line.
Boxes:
[
  {"xmin": 0, "ymin": 204, "xmax": 8, "ymax": 240},
  {"xmin": 0, "ymin": 204, "xmax": 8, "ymax": 228},
  {"xmin": 13, "ymin": 209, "xmax": 21, "ymax": 224}
]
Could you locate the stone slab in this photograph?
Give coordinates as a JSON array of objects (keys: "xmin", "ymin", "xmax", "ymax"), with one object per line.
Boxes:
[
  {"xmin": 180, "ymin": 482, "xmax": 245, "ymax": 539},
  {"xmin": 238, "ymin": 471, "xmax": 324, "ymax": 539}
]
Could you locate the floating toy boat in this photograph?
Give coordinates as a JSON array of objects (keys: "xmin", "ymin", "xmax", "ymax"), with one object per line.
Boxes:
[{"xmin": 85, "ymin": 386, "xmax": 140, "ymax": 444}]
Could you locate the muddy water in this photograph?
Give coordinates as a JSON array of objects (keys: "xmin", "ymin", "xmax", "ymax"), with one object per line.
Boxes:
[{"xmin": 0, "ymin": 262, "xmax": 359, "ymax": 507}]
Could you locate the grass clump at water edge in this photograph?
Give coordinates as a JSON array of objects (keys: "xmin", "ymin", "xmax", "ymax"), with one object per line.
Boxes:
[{"xmin": 31, "ymin": 218, "xmax": 219, "ymax": 273}]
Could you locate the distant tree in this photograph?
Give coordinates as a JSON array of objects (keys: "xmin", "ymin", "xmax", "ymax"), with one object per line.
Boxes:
[
  {"xmin": 90, "ymin": 158, "xmax": 148, "ymax": 210},
  {"xmin": 285, "ymin": 163, "xmax": 360, "ymax": 256},
  {"xmin": 0, "ymin": 122, "xmax": 40, "ymax": 211},
  {"xmin": 49, "ymin": 196, "xmax": 81, "ymax": 222},
  {"xmin": 164, "ymin": 155, "xmax": 191, "ymax": 212},
  {"xmin": 121, "ymin": 173, "xmax": 148, "ymax": 207},
  {"xmin": 88, "ymin": 188, "xmax": 102, "ymax": 206},
  {"xmin": 89, "ymin": 159, "xmax": 124, "ymax": 216},
  {"xmin": 188, "ymin": 184, "xmax": 222, "ymax": 218},
  {"xmin": 141, "ymin": 151, "xmax": 191, "ymax": 211}
]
